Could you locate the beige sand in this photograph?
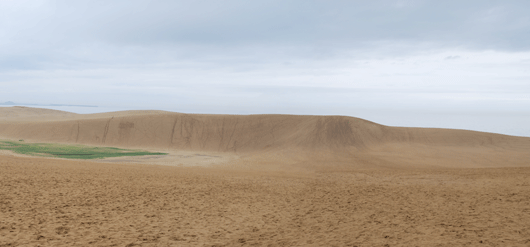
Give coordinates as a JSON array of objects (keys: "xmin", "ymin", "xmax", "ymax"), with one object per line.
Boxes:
[
  {"xmin": 1, "ymin": 106, "xmax": 530, "ymax": 246},
  {"xmin": 1, "ymin": 106, "xmax": 529, "ymax": 169},
  {"xmin": 2, "ymin": 155, "xmax": 530, "ymax": 246}
]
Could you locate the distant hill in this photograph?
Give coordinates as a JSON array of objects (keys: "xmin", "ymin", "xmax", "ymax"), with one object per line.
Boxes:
[
  {"xmin": 0, "ymin": 101, "xmax": 97, "ymax": 107},
  {"xmin": 0, "ymin": 106, "xmax": 529, "ymax": 169}
]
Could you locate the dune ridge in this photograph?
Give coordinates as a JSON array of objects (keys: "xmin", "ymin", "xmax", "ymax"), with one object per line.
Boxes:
[
  {"xmin": 2, "ymin": 107, "xmax": 530, "ymax": 246},
  {"xmin": 1, "ymin": 106, "xmax": 529, "ymax": 169}
]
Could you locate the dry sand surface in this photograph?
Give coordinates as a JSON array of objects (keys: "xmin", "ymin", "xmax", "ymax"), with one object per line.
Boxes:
[
  {"xmin": 2, "ymin": 155, "xmax": 530, "ymax": 246},
  {"xmin": 1, "ymin": 106, "xmax": 530, "ymax": 246},
  {"xmin": 1, "ymin": 106, "xmax": 529, "ymax": 169}
]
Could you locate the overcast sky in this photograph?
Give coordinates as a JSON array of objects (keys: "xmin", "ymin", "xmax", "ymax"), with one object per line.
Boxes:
[{"xmin": 1, "ymin": 0, "xmax": 530, "ymax": 134}]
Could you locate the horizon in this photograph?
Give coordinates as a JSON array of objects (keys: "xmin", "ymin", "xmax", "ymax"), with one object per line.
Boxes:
[
  {"xmin": 1, "ymin": 1, "xmax": 529, "ymax": 137},
  {"xmin": 2, "ymin": 104, "xmax": 529, "ymax": 138}
]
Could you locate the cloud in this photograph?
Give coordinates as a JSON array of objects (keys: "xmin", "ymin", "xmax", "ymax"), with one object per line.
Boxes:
[
  {"xmin": 0, "ymin": 0, "xmax": 529, "ymax": 116},
  {"xmin": 444, "ymin": 56, "xmax": 460, "ymax": 60},
  {"xmin": 2, "ymin": 1, "xmax": 530, "ymax": 66}
]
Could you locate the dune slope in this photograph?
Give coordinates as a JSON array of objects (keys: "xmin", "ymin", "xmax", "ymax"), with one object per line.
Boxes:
[{"xmin": 0, "ymin": 107, "xmax": 529, "ymax": 169}]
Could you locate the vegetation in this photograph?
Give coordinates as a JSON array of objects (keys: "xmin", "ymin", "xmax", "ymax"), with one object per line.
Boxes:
[{"xmin": 0, "ymin": 140, "xmax": 167, "ymax": 160}]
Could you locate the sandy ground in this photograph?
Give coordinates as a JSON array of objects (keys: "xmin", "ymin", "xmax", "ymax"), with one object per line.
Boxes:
[
  {"xmin": 0, "ymin": 144, "xmax": 239, "ymax": 168},
  {"xmin": 2, "ymin": 106, "xmax": 530, "ymax": 246},
  {"xmin": 2, "ymin": 155, "xmax": 530, "ymax": 247},
  {"xmin": 93, "ymin": 150, "xmax": 240, "ymax": 168}
]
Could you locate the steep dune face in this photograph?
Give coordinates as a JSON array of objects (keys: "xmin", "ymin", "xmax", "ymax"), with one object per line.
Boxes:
[
  {"xmin": 0, "ymin": 110, "xmax": 528, "ymax": 152},
  {"xmin": 0, "ymin": 113, "xmax": 387, "ymax": 151},
  {"xmin": 1, "ymin": 107, "xmax": 529, "ymax": 168}
]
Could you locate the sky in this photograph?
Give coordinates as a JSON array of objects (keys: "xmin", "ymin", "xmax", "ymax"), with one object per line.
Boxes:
[{"xmin": 1, "ymin": 0, "xmax": 530, "ymax": 136}]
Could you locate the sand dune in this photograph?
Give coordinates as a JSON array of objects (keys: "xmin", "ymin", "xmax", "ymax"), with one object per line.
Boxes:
[
  {"xmin": 0, "ymin": 106, "xmax": 77, "ymax": 120},
  {"xmin": 0, "ymin": 106, "xmax": 529, "ymax": 169},
  {"xmin": 2, "ymin": 106, "xmax": 530, "ymax": 246}
]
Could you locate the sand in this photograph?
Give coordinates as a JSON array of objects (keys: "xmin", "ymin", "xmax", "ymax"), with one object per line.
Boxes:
[
  {"xmin": 1, "ymin": 106, "xmax": 530, "ymax": 246},
  {"xmin": 2, "ymin": 155, "xmax": 530, "ymax": 246},
  {"xmin": 1, "ymin": 106, "xmax": 529, "ymax": 169}
]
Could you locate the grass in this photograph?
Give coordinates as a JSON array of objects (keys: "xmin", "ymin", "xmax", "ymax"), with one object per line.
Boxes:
[{"xmin": 0, "ymin": 140, "xmax": 167, "ymax": 160}]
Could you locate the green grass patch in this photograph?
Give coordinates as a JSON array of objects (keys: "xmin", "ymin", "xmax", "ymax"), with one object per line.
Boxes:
[{"xmin": 0, "ymin": 140, "xmax": 167, "ymax": 160}]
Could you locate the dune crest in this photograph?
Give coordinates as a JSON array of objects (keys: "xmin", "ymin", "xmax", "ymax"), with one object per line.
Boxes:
[
  {"xmin": 0, "ymin": 106, "xmax": 529, "ymax": 169},
  {"xmin": 0, "ymin": 106, "xmax": 77, "ymax": 119}
]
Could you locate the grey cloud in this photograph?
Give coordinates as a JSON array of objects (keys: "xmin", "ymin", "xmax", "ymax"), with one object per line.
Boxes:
[
  {"xmin": 444, "ymin": 56, "xmax": 460, "ymax": 60},
  {"xmin": 3, "ymin": 0, "xmax": 530, "ymax": 68},
  {"xmin": 1, "ymin": 0, "xmax": 530, "ymax": 126},
  {"xmin": 66, "ymin": 1, "xmax": 527, "ymax": 50}
]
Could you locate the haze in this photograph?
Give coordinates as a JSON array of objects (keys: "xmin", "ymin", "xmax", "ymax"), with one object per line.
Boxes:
[
  {"xmin": 2, "ymin": 2, "xmax": 530, "ymax": 245},
  {"xmin": 1, "ymin": 0, "xmax": 529, "ymax": 136}
]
